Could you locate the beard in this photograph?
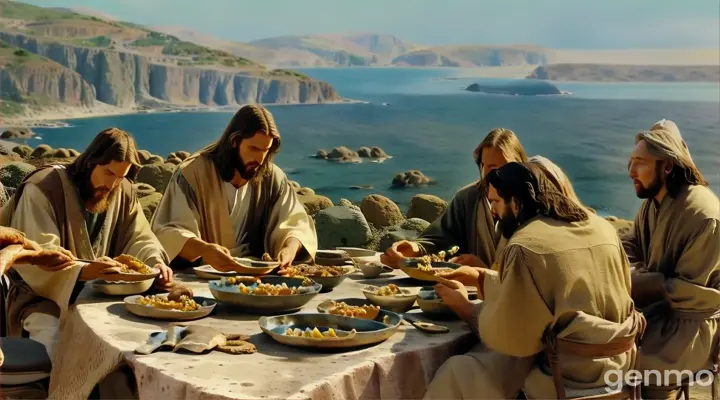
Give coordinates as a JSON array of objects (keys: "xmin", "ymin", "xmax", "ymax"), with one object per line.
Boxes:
[
  {"xmin": 79, "ymin": 180, "xmax": 114, "ymax": 213},
  {"xmin": 634, "ymin": 163, "xmax": 665, "ymax": 199},
  {"xmin": 498, "ymin": 210, "xmax": 520, "ymax": 239},
  {"xmin": 231, "ymin": 150, "xmax": 260, "ymax": 180}
]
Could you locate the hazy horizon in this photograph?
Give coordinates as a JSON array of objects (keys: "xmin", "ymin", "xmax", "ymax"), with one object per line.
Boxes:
[{"xmin": 16, "ymin": 0, "xmax": 720, "ymax": 50}]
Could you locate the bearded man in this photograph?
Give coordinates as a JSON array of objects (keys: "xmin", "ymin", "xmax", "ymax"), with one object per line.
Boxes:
[
  {"xmin": 623, "ymin": 119, "xmax": 720, "ymax": 399},
  {"xmin": 423, "ymin": 161, "xmax": 643, "ymax": 399},
  {"xmin": 151, "ymin": 105, "xmax": 317, "ymax": 271},
  {"xmin": 0, "ymin": 128, "xmax": 173, "ymax": 359}
]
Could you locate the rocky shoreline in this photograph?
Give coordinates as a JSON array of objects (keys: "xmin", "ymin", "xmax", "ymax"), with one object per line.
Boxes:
[{"xmin": 0, "ymin": 143, "xmax": 634, "ymax": 252}]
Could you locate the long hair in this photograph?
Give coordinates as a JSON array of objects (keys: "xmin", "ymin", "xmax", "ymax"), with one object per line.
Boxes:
[
  {"xmin": 202, "ymin": 105, "xmax": 281, "ymax": 183},
  {"xmin": 528, "ymin": 156, "xmax": 596, "ymax": 214},
  {"xmin": 66, "ymin": 128, "xmax": 141, "ymax": 187},
  {"xmin": 486, "ymin": 162, "xmax": 589, "ymax": 225},
  {"xmin": 642, "ymin": 140, "xmax": 708, "ymax": 198},
  {"xmin": 473, "ymin": 128, "xmax": 529, "ymax": 170}
]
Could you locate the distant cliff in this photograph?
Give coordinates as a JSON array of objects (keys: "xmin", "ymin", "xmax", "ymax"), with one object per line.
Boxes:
[
  {"xmin": 0, "ymin": 32, "xmax": 340, "ymax": 110},
  {"xmin": 528, "ymin": 63, "xmax": 720, "ymax": 82},
  {"xmin": 392, "ymin": 46, "xmax": 553, "ymax": 67}
]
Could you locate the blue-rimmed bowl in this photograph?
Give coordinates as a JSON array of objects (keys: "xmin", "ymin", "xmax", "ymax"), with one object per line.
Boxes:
[
  {"xmin": 209, "ymin": 276, "xmax": 322, "ymax": 313},
  {"xmin": 259, "ymin": 312, "xmax": 401, "ymax": 349}
]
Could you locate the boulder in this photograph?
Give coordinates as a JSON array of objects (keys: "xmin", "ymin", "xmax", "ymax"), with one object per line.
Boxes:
[
  {"xmin": 407, "ymin": 194, "xmax": 447, "ymax": 222},
  {"xmin": 327, "ymin": 146, "xmax": 360, "ymax": 163},
  {"xmin": 0, "ymin": 162, "xmax": 36, "ymax": 188},
  {"xmin": 378, "ymin": 228, "xmax": 421, "ymax": 252},
  {"xmin": 139, "ymin": 192, "xmax": 163, "ymax": 221},
  {"xmin": 314, "ymin": 206, "xmax": 372, "ymax": 248},
  {"xmin": 337, "ymin": 198, "xmax": 354, "ymax": 208},
  {"xmin": 298, "ymin": 193, "xmax": 333, "ymax": 215},
  {"xmin": 392, "ymin": 170, "xmax": 431, "ymax": 188},
  {"xmin": 136, "ymin": 163, "xmax": 176, "ymax": 194},
  {"xmin": 400, "ymin": 218, "xmax": 430, "ymax": 234},
  {"xmin": 1, "ymin": 128, "xmax": 33, "ymax": 139},
  {"xmin": 370, "ymin": 146, "xmax": 388, "ymax": 158},
  {"xmin": 315, "ymin": 150, "xmax": 328, "ymax": 159},
  {"xmin": 168, "ymin": 151, "xmax": 190, "ymax": 161},
  {"xmin": 30, "ymin": 144, "xmax": 52, "ymax": 159},
  {"xmin": 138, "ymin": 150, "xmax": 153, "ymax": 164},
  {"xmin": 357, "ymin": 147, "xmax": 372, "ymax": 158},
  {"xmin": 360, "ymin": 194, "xmax": 404, "ymax": 228},
  {"xmin": 52, "ymin": 148, "xmax": 72, "ymax": 159},
  {"xmin": 68, "ymin": 149, "xmax": 80, "ymax": 157},
  {"xmin": 166, "ymin": 156, "xmax": 182, "ymax": 165},
  {"xmin": 296, "ymin": 187, "xmax": 315, "ymax": 196},
  {"xmin": 0, "ymin": 181, "xmax": 6, "ymax": 207},
  {"xmin": 147, "ymin": 155, "xmax": 165, "ymax": 165},
  {"xmin": 132, "ymin": 182, "xmax": 157, "ymax": 198},
  {"xmin": 606, "ymin": 217, "xmax": 633, "ymax": 237},
  {"xmin": 12, "ymin": 145, "xmax": 32, "ymax": 158}
]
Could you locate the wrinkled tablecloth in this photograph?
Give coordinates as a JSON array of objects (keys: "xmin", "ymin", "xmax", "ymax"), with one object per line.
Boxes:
[{"xmin": 48, "ymin": 270, "xmax": 476, "ymax": 400}]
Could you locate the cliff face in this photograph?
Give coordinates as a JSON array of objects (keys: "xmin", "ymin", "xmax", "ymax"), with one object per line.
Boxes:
[
  {"xmin": 0, "ymin": 59, "xmax": 96, "ymax": 107},
  {"xmin": 528, "ymin": 63, "xmax": 720, "ymax": 82},
  {"xmin": 0, "ymin": 32, "xmax": 340, "ymax": 108},
  {"xmin": 391, "ymin": 46, "xmax": 552, "ymax": 67}
]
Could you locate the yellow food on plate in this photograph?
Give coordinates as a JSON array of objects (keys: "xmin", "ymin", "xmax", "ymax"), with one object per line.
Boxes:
[
  {"xmin": 138, "ymin": 294, "xmax": 200, "ymax": 312},
  {"xmin": 284, "ymin": 327, "xmax": 356, "ymax": 339},
  {"xmin": 375, "ymin": 284, "xmax": 401, "ymax": 296},
  {"xmin": 281, "ymin": 264, "xmax": 345, "ymax": 278},
  {"xmin": 328, "ymin": 301, "xmax": 380, "ymax": 320},
  {"xmin": 225, "ymin": 276, "xmax": 261, "ymax": 286},
  {"xmin": 113, "ymin": 254, "xmax": 152, "ymax": 275}
]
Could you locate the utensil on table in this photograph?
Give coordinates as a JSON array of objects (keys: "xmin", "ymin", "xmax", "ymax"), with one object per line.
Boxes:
[{"xmin": 400, "ymin": 313, "xmax": 450, "ymax": 334}]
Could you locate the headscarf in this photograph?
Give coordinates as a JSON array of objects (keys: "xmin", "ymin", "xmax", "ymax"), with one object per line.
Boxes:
[{"xmin": 637, "ymin": 119, "xmax": 697, "ymax": 171}]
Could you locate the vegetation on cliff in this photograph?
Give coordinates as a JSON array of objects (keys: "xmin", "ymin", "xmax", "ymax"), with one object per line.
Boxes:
[{"xmin": 528, "ymin": 63, "xmax": 720, "ymax": 83}]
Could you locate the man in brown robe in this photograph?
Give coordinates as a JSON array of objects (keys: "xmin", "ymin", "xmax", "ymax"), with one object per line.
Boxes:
[
  {"xmin": 623, "ymin": 119, "xmax": 720, "ymax": 399},
  {"xmin": 381, "ymin": 128, "xmax": 528, "ymax": 270},
  {"xmin": 151, "ymin": 105, "xmax": 317, "ymax": 271},
  {"xmin": 423, "ymin": 161, "xmax": 643, "ymax": 399},
  {"xmin": 0, "ymin": 128, "xmax": 173, "ymax": 359}
]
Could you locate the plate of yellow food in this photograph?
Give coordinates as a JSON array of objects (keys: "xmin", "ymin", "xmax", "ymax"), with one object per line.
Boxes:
[
  {"xmin": 208, "ymin": 276, "xmax": 322, "ymax": 314},
  {"xmin": 106, "ymin": 254, "xmax": 161, "ymax": 282},
  {"xmin": 193, "ymin": 255, "xmax": 279, "ymax": 279},
  {"xmin": 399, "ymin": 248, "xmax": 462, "ymax": 283},
  {"xmin": 361, "ymin": 284, "xmax": 418, "ymax": 313},
  {"xmin": 259, "ymin": 312, "xmax": 401, "ymax": 350},
  {"xmin": 124, "ymin": 286, "xmax": 217, "ymax": 320},
  {"xmin": 278, "ymin": 264, "xmax": 354, "ymax": 291}
]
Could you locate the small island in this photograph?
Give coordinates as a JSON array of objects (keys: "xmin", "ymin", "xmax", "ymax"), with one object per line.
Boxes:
[{"xmin": 464, "ymin": 80, "xmax": 563, "ymax": 96}]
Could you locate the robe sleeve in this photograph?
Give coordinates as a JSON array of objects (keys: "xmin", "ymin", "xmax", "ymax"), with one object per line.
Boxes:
[
  {"xmin": 119, "ymin": 193, "xmax": 169, "ymax": 267},
  {"xmin": 475, "ymin": 245, "xmax": 554, "ymax": 357},
  {"xmin": 8, "ymin": 183, "xmax": 84, "ymax": 313},
  {"xmin": 266, "ymin": 178, "xmax": 318, "ymax": 260},
  {"xmin": 416, "ymin": 194, "xmax": 467, "ymax": 256},
  {"xmin": 621, "ymin": 209, "xmax": 646, "ymax": 270},
  {"xmin": 666, "ymin": 219, "xmax": 720, "ymax": 311},
  {"xmin": 151, "ymin": 172, "xmax": 202, "ymax": 261}
]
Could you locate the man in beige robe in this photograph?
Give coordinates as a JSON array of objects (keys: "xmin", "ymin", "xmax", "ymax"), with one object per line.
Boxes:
[
  {"xmin": 424, "ymin": 161, "xmax": 644, "ymax": 399},
  {"xmin": 151, "ymin": 105, "xmax": 317, "ymax": 271},
  {"xmin": 623, "ymin": 119, "xmax": 720, "ymax": 399},
  {"xmin": 0, "ymin": 128, "xmax": 173, "ymax": 361},
  {"xmin": 382, "ymin": 128, "xmax": 528, "ymax": 270}
]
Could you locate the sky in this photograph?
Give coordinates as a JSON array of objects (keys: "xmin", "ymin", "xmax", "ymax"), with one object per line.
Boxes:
[{"xmin": 18, "ymin": 0, "xmax": 720, "ymax": 49}]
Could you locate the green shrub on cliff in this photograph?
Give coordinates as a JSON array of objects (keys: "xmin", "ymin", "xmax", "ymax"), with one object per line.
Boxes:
[
  {"xmin": 72, "ymin": 36, "xmax": 112, "ymax": 48},
  {"xmin": 270, "ymin": 69, "xmax": 310, "ymax": 80},
  {"xmin": 0, "ymin": 100, "xmax": 24, "ymax": 116}
]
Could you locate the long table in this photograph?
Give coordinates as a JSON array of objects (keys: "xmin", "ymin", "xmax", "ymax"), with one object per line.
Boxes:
[{"xmin": 48, "ymin": 269, "xmax": 477, "ymax": 400}]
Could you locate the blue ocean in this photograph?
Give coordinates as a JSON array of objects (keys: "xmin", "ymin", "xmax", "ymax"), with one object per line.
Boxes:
[{"xmin": 23, "ymin": 68, "xmax": 720, "ymax": 219}]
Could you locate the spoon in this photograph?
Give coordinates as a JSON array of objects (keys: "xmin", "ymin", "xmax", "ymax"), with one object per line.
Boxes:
[{"xmin": 401, "ymin": 313, "xmax": 450, "ymax": 334}]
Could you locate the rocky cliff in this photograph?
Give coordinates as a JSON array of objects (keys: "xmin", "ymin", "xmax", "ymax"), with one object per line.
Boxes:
[
  {"xmin": 391, "ymin": 46, "xmax": 553, "ymax": 67},
  {"xmin": 528, "ymin": 63, "xmax": 720, "ymax": 82},
  {"xmin": 0, "ymin": 32, "xmax": 340, "ymax": 108},
  {"xmin": 0, "ymin": 53, "xmax": 96, "ymax": 108}
]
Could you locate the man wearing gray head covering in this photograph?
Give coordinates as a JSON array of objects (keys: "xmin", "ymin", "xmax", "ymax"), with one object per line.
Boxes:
[{"xmin": 623, "ymin": 119, "xmax": 720, "ymax": 399}]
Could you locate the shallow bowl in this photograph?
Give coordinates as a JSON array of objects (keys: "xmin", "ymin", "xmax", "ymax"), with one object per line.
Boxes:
[{"xmin": 208, "ymin": 276, "xmax": 322, "ymax": 314}]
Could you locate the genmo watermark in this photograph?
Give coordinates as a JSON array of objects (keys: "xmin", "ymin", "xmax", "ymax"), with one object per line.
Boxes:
[{"xmin": 604, "ymin": 369, "xmax": 715, "ymax": 391}]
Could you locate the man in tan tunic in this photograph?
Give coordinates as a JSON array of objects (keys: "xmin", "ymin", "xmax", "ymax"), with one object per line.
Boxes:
[
  {"xmin": 423, "ymin": 161, "xmax": 643, "ymax": 399},
  {"xmin": 0, "ymin": 128, "xmax": 173, "ymax": 358},
  {"xmin": 623, "ymin": 119, "xmax": 720, "ymax": 399},
  {"xmin": 151, "ymin": 105, "xmax": 317, "ymax": 271},
  {"xmin": 382, "ymin": 128, "xmax": 528, "ymax": 270}
]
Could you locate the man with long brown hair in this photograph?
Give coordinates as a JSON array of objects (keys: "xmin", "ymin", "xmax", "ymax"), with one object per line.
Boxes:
[
  {"xmin": 0, "ymin": 127, "xmax": 172, "ymax": 361},
  {"xmin": 152, "ymin": 105, "xmax": 317, "ymax": 271},
  {"xmin": 423, "ymin": 161, "xmax": 642, "ymax": 399},
  {"xmin": 381, "ymin": 127, "xmax": 528, "ymax": 270},
  {"xmin": 623, "ymin": 119, "xmax": 720, "ymax": 399}
]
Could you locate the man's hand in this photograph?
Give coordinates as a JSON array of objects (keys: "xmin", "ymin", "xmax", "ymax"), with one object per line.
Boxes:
[
  {"xmin": 201, "ymin": 243, "xmax": 245, "ymax": 272},
  {"xmin": 153, "ymin": 263, "xmax": 174, "ymax": 291},
  {"xmin": 79, "ymin": 259, "xmax": 125, "ymax": 281},
  {"xmin": 448, "ymin": 254, "xmax": 487, "ymax": 268},
  {"xmin": 380, "ymin": 240, "xmax": 421, "ymax": 269},
  {"xmin": 0, "ymin": 245, "xmax": 75, "ymax": 275},
  {"xmin": 436, "ymin": 266, "xmax": 481, "ymax": 287},
  {"xmin": 435, "ymin": 280, "xmax": 474, "ymax": 322},
  {"xmin": 277, "ymin": 238, "xmax": 302, "ymax": 269}
]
